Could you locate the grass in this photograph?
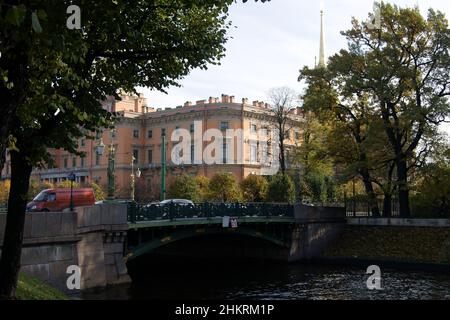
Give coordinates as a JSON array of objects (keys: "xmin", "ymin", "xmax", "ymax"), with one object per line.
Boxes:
[
  {"xmin": 325, "ymin": 226, "xmax": 450, "ymax": 264},
  {"xmin": 15, "ymin": 273, "xmax": 71, "ymax": 300}
]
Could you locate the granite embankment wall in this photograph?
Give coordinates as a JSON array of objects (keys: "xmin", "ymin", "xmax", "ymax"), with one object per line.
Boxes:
[
  {"xmin": 0, "ymin": 204, "xmax": 130, "ymax": 292},
  {"xmin": 323, "ymin": 218, "xmax": 450, "ymax": 266}
]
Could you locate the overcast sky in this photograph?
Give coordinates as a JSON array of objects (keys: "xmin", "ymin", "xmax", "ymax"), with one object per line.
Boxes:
[{"xmin": 138, "ymin": 0, "xmax": 450, "ymax": 134}]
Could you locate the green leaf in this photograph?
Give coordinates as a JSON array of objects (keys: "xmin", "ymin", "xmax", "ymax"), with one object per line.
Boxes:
[
  {"xmin": 6, "ymin": 5, "xmax": 26, "ymax": 26},
  {"xmin": 32, "ymin": 11, "xmax": 43, "ymax": 33},
  {"xmin": 37, "ymin": 9, "xmax": 47, "ymax": 21}
]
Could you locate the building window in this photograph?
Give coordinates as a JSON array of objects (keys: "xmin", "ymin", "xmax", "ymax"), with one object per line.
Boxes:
[
  {"xmin": 80, "ymin": 138, "xmax": 86, "ymax": 147},
  {"xmin": 190, "ymin": 144, "xmax": 195, "ymax": 164},
  {"xmin": 72, "ymin": 157, "xmax": 77, "ymax": 168},
  {"xmin": 133, "ymin": 129, "xmax": 139, "ymax": 138},
  {"xmin": 261, "ymin": 144, "xmax": 269, "ymax": 163},
  {"xmin": 220, "ymin": 121, "xmax": 229, "ymax": 131},
  {"xmin": 251, "ymin": 124, "xmax": 257, "ymax": 134},
  {"xmin": 250, "ymin": 144, "xmax": 257, "ymax": 164},
  {"xmin": 148, "ymin": 130, "xmax": 153, "ymax": 138},
  {"xmin": 95, "ymin": 152, "xmax": 100, "ymax": 166},
  {"xmin": 80, "ymin": 157, "xmax": 85, "ymax": 167},
  {"xmin": 190, "ymin": 123, "xmax": 195, "ymax": 133},
  {"xmin": 148, "ymin": 149, "xmax": 153, "ymax": 164},
  {"xmin": 161, "ymin": 128, "xmax": 166, "ymax": 137},
  {"xmin": 222, "ymin": 139, "xmax": 227, "ymax": 164},
  {"xmin": 261, "ymin": 127, "xmax": 268, "ymax": 137},
  {"xmin": 133, "ymin": 150, "xmax": 139, "ymax": 164},
  {"xmin": 63, "ymin": 158, "xmax": 68, "ymax": 169},
  {"xmin": 295, "ymin": 131, "xmax": 301, "ymax": 140}
]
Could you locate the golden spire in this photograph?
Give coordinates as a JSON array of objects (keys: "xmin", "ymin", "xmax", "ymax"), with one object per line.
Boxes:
[{"xmin": 318, "ymin": 9, "xmax": 326, "ymax": 68}]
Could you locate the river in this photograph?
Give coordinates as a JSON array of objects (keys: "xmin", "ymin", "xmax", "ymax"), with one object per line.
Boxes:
[{"xmin": 81, "ymin": 258, "xmax": 450, "ymax": 300}]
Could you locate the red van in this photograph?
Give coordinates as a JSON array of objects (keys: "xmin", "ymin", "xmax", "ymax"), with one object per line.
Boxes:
[{"xmin": 26, "ymin": 188, "xmax": 96, "ymax": 212}]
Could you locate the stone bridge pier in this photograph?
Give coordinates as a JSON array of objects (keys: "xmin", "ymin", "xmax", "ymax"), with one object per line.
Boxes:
[
  {"xmin": 0, "ymin": 204, "xmax": 130, "ymax": 293},
  {"xmin": 288, "ymin": 204, "xmax": 346, "ymax": 261}
]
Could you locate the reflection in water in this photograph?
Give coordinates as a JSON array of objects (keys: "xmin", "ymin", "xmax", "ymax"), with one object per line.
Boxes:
[{"xmin": 82, "ymin": 256, "xmax": 450, "ymax": 300}]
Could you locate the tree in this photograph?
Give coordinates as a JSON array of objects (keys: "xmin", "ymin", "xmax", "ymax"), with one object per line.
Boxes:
[
  {"xmin": 0, "ymin": 0, "xmax": 268, "ymax": 298},
  {"xmin": 208, "ymin": 172, "xmax": 242, "ymax": 203},
  {"xmin": 240, "ymin": 174, "xmax": 268, "ymax": 202},
  {"xmin": 266, "ymin": 174, "xmax": 296, "ymax": 203},
  {"xmin": 0, "ymin": 180, "xmax": 10, "ymax": 205},
  {"xmin": 167, "ymin": 174, "xmax": 199, "ymax": 202},
  {"xmin": 195, "ymin": 175, "xmax": 211, "ymax": 202},
  {"xmin": 411, "ymin": 163, "xmax": 450, "ymax": 218},
  {"xmin": 290, "ymin": 113, "xmax": 339, "ymax": 204},
  {"xmin": 89, "ymin": 182, "xmax": 105, "ymax": 202},
  {"xmin": 299, "ymin": 66, "xmax": 383, "ymax": 216},
  {"xmin": 267, "ymin": 87, "xmax": 299, "ymax": 175},
  {"xmin": 300, "ymin": 4, "xmax": 450, "ymax": 217},
  {"xmin": 329, "ymin": 4, "xmax": 449, "ymax": 217},
  {"xmin": 410, "ymin": 142, "xmax": 450, "ymax": 217}
]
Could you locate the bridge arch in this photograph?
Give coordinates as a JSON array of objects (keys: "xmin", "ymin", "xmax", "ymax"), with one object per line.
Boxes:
[{"xmin": 125, "ymin": 227, "xmax": 290, "ymax": 263}]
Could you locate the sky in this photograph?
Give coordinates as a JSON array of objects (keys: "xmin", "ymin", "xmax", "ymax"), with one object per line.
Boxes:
[{"xmin": 138, "ymin": 0, "xmax": 450, "ymax": 134}]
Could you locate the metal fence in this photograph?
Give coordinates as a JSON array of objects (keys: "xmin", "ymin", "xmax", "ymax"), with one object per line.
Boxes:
[
  {"xmin": 344, "ymin": 197, "xmax": 400, "ymax": 218},
  {"xmin": 127, "ymin": 202, "xmax": 295, "ymax": 223}
]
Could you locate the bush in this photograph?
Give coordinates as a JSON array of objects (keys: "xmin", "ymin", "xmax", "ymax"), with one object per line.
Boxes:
[
  {"xmin": 55, "ymin": 180, "xmax": 80, "ymax": 189},
  {"xmin": 411, "ymin": 164, "xmax": 450, "ymax": 218},
  {"xmin": 167, "ymin": 174, "xmax": 199, "ymax": 202},
  {"xmin": 195, "ymin": 175, "xmax": 210, "ymax": 202},
  {"xmin": 89, "ymin": 182, "xmax": 106, "ymax": 201},
  {"xmin": 208, "ymin": 172, "xmax": 242, "ymax": 203},
  {"xmin": 240, "ymin": 174, "xmax": 268, "ymax": 202},
  {"xmin": 266, "ymin": 174, "xmax": 296, "ymax": 203},
  {"xmin": 0, "ymin": 180, "xmax": 10, "ymax": 205}
]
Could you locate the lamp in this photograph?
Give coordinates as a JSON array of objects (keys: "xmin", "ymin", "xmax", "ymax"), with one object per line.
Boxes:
[
  {"xmin": 67, "ymin": 172, "xmax": 76, "ymax": 212},
  {"xmin": 96, "ymin": 138, "xmax": 105, "ymax": 156}
]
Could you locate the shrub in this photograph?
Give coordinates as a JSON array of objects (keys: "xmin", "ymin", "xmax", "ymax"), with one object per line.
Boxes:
[
  {"xmin": 208, "ymin": 172, "xmax": 242, "ymax": 203},
  {"xmin": 167, "ymin": 174, "xmax": 199, "ymax": 202},
  {"xmin": 266, "ymin": 174, "xmax": 296, "ymax": 203},
  {"xmin": 240, "ymin": 174, "xmax": 268, "ymax": 202},
  {"xmin": 0, "ymin": 180, "xmax": 10, "ymax": 205},
  {"xmin": 89, "ymin": 182, "xmax": 106, "ymax": 201}
]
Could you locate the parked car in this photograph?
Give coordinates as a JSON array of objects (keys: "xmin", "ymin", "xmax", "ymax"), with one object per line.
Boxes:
[
  {"xmin": 95, "ymin": 199, "xmax": 134, "ymax": 206},
  {"xmin": 160, "ymin": 199, "xmax": 194, "ymax": 206},
  {"xmin": 26, "ymin": 188, "xmax": 96, "ymax": 212}
]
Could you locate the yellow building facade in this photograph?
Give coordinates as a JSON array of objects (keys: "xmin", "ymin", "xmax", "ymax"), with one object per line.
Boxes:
[{"xmin": 2, "ymin": 94, "xmax": 306, "ymax": 201}]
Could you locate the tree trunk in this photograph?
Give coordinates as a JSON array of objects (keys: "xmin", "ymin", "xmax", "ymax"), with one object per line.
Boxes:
[
  {"xmin": 383, "ymin": 192, "xmax": 392, "ymax": 217},
  {"xmin": 279, "ymin": 135, "xmax": 286, "ymax": 175},
  {"xmin": 396, "ymin": 159, "xmax": 411, "ymax": 218},
  {"xmin": 360, "ymin": 170, "xmax": 380, "ymax": 217},
  {"xmin": 0, "ymin": 150, "xmax": 33, "ymax": 299}
]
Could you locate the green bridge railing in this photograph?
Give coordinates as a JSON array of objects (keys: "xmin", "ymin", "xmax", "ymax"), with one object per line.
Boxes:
[{"xmin": 127, "ymin": 202, "xmax": 295, "ymax": 223}]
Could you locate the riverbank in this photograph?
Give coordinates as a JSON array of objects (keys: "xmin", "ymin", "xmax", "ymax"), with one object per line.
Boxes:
[
  {"xmin": 323, "ymin": 225, "xmax": 450, "ymax": 267},
  {"xmin": 16, "ymin": 273, "xmax": 70, "ymax": 300}
]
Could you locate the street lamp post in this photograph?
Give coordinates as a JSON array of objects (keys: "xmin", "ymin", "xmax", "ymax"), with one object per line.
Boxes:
[
  {"xmin": 67, "ymin": 172, "xmax": 76, "ymax": 211},
  {"xmin": 96, "ymin": 133, "xmax": 116, "ymax": 200},
  {"xmin": 107, "ymin": 142, "xmax": 116, "ymax": 200},
  {"xmin": 161, "ymin": 134, "xmax": 166, "ymax": 201},
  {"xmin": 131, "ymin": 156, "xmax": 141, "ymax": 202}
]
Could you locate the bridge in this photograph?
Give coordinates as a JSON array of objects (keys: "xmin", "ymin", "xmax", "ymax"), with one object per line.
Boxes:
[
  {"xmin": 125, "ymin": 203, "xmax": 346, "ymax": 273},
  {"xmin": 0, "ymin": 202, "xmax": 345, "ymax": 292}
]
